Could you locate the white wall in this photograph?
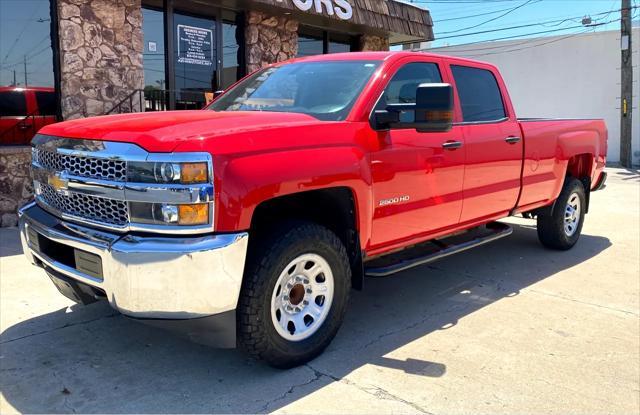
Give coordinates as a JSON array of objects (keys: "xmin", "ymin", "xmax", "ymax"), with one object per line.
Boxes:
[{"xmin": 424, "ymin": 28, "xmax": 640, "ymax": 164}]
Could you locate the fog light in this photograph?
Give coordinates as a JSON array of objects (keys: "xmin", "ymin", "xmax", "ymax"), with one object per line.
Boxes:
[{"xmin": 178, "ymin": 204, "xmax": 209, "ymax": 225}]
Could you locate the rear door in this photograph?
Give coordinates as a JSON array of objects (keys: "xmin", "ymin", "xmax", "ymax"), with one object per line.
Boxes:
[
  {"xmin": 370, "ymin": 58, "xmax": 465, "ymax": 248},
  {"xmin": 449, "ymin": 64, "xmax": 523, "ymax": 222},
  {"xmin": 0, "ymin": 89, "xmax": 29, "ymax": 145}
]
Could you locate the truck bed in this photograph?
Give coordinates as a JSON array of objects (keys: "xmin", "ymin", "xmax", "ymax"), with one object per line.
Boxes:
[{"xmin": 516, "ymin": 118, "xmax": 608, "ymax": 212}]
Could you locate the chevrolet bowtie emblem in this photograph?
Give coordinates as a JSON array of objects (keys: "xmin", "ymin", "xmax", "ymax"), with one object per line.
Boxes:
[{"xmin": 48, "ymin": 171, "xmax": 69, "ymax": 193}]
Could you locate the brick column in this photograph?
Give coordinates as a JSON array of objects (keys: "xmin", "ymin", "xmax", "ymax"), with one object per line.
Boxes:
[
  {"xmin": 0, "ymin": 147, "xmax": 33, "ymax": 227},
  {"xmin": 245, "ymin": 11, "xmax": 299, "ymax": 73},
  {"xmin": 359, "ymin": 34, "xmax": 390, "ymax": 51},
  {"xmin": 57, "ymin": 0, "xmax": 144, "ymax": 119}
]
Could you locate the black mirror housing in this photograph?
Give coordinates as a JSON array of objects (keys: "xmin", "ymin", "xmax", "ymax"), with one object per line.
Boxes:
[{"xmin": 373, "ymin": 83, "xmax": 454, "ymax": 133}]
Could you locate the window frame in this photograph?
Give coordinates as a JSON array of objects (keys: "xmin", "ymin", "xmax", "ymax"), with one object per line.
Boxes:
[
  {"xmin": 449, "ymin": 64, "xmax": 509, "ymax": 125},
  {"xmin": 297, "ymin": 25, "xmax": 357, "ymax": 57},
  {"xmin": 367, "ymin": 58, "xmax": 446, "ymax": 129}
]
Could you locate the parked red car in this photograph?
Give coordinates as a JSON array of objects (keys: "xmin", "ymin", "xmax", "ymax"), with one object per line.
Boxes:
[
  {"xmin": 0, "ymin": 86, "xmax": 57, "ymax": 145},
  {"xmin": 18, "ymin": 52, "xmax": 607, "ymax": 367}
]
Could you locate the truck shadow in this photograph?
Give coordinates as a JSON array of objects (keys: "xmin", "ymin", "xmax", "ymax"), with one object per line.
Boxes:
[{"xmin": 0, "ymin": 222, "xmax": 611, "ymax": 413}]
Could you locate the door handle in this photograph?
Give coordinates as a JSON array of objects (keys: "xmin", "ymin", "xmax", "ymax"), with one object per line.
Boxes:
[
  {"xmin": 505, "ymin": 136, "xmax": 521, "ymax": 144},
  {"xmin": 18, "ymin": 124, "xmax": 32, "ymax": 131},
  {"xmin": 442, "ymin": 140, "xmax": 463, "ymax": 150}
]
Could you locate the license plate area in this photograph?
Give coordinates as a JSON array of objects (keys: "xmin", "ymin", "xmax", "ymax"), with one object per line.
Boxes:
[{"xmin": 28, "ymin": 226, "xmax": 104, "ymax": 281}]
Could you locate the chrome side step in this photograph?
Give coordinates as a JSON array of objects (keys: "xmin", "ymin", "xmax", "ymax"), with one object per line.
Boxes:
[{"xmin": 364, "ymin": 222, "xmax": 512, "ymax": 277}]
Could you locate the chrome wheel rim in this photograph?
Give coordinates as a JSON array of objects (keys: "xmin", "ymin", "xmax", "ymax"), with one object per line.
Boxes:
[
  {"xmin": 564, "ymin": 192, "xmax": 581, "ymax": 237},
  {"xmin": 270, "ymin": 253, "xmax": 334, "ymax": 342}
]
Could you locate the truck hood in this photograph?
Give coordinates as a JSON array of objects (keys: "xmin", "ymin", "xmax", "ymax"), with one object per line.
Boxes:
[{"xmin": 39, "ymin": 110, "xmax": 327, "ymax": 152}]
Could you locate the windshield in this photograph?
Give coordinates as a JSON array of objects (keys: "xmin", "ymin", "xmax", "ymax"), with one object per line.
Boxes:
[{"xmin": 208, "ymin": 61, "xmax": 381, "ymax": 121}]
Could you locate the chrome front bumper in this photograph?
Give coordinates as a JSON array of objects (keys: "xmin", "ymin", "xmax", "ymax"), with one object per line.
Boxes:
[{"xmin": 18, "ymin": 202, "xmax": 248, "ymax": 320}]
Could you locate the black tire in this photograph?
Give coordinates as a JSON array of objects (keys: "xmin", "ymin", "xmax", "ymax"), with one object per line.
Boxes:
[
  {"xmin": 237, "ymin": 221, "xmax": 351, "ymax": 368},
  {"xmin": 537, "ymin": 177, "xmax": 586, "ymax": 250}
]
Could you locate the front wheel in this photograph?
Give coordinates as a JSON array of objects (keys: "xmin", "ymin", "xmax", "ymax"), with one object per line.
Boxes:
[
  {"xmin": 537, "ymin": 177, "xmax": 586, "ymax": 250},
  {"xmin": 237, "ymin": 222, "xmax": 351, "ymax": 368}
]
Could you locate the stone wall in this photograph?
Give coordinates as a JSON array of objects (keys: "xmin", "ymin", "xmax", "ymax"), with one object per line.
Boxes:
[
  {"xmin": 359, "ymin": 35, "xmax": 390, "ymax": 52},
  {"xmin": 58, "ymin": 0, "xmax": 144, "ymax": 120},
  {"xmin": 0, "ymin": 147, "xmax": 33, "ymax": 227},
  {"xmin": 245, "ymin": 11, "xmax": 298, "ymax": 73}
]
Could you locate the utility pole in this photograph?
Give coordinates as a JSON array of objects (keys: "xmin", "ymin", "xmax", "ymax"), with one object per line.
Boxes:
[
  {"xmin": 12, "ymin": 70, "xmax": 16, "ymax": 86},
  {"xmin": 620, "ymin": 0, "xmax": 633, "ymax": 167},
  {"xmin": 23, "ymin": 55, "xmax": 28, "ymax": 87}
]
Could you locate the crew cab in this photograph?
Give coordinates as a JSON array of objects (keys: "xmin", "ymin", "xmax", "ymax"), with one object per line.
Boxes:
[{"xmin": 18, "ymin": 52, "xmax": 607, "ymax": 368}]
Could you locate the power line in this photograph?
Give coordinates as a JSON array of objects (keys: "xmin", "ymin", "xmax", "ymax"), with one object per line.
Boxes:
[
  {"xmin": 2, "ymin": 3, "xmax": 43, "ymax": 62},
  {"xmin": 429, "ymin": 16, "xmax": 618, "ymax": 50},
  {"xmin": 458, "ymin": 27, "xmax": 596, "ymax": 57},
  {"xmin": 434, "ymin": 6, "xmax": 636, "ymax": 41},
  {"xmin": 436, "ymin": 0, "xmax": 540, "ymax": 35},
  {"xmin": 433, "ymin": 3, "xmax": 534, "ymax": 22}
]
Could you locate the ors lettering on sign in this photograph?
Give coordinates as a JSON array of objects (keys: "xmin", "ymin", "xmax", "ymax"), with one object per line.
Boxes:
[{"xmin": 289, "ymin": 0, "xmax": 353, "ymax": 20}]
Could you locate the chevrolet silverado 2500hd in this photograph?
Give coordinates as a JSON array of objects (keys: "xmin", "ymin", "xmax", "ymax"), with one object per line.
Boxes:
[{"xmin": 18, "ymin": 52, "xmax": 607, "ymax": 367}]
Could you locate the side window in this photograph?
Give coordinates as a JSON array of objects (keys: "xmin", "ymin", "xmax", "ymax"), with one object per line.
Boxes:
[
  {"xmin": 0, "ymin": 91, "xmax": 27, "ymax": 117},
  {"xmin": 376, "ymin": 62, "xmax": 442, "ymax": 122},
  {"xmin": 35, "ymin": 91, "xmax": 57, "ymax": 116},
  {"xmin": 451, "ymin": 65, "xmax": 506, "ymax": 122}
]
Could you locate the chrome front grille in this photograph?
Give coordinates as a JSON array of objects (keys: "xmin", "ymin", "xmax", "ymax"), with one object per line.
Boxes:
[
  {"xmin": 31, "ymin": 134, "xmax": 213, "ymax": 234},
  {"xmin": 38, "ymin": 183, "xmax": 129, "ymax": 226},
  {"xmin": 33, "ymin": 148, "xmax": 127, "ymax": 182}
]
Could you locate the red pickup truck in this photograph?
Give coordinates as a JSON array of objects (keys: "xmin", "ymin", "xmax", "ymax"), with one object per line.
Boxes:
[{"xmin": 18, "ymin": 52, "xmax": 607, "ymax": 368}]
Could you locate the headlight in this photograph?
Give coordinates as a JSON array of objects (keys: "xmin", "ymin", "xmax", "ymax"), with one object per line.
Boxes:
[
  {"xmin": 128, "ymin": 161, "xmax": 209, "ymax": 184},
  {"xmin": 129, "ymin": 202, "xmax": 210, "ymax": 226},
  {"xmin": 126, "ymin": 159, "xmax": 211, "ymax": 227}
]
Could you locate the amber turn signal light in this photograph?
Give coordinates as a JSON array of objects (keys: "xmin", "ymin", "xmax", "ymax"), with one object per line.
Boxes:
[
  {"xmin": 181, "ymin": 162, "xmax": 208, "ymax": 184},
  {"xmin": 178, "ymin": 203, "xmax": 209, "ymax": 225}
]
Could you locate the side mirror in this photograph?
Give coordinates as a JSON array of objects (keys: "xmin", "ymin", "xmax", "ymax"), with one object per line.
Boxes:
[{"xmin": 373, "ymin": 83, "xmax": 454, "ymax": 133}]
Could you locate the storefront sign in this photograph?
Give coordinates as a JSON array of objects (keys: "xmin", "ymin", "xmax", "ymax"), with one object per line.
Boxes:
[
  {"xmin": 177, "ymin": 24, "xmax": 214, "ymax": 66},
  {"xmin": 290, "ymin": 0, "xmax": 353, "ymax": 20}
]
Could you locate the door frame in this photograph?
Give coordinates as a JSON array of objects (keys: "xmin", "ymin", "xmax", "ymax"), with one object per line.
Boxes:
[{"xmin": 158, "ymin": 0, "xmax": 243, "ymax": 109}]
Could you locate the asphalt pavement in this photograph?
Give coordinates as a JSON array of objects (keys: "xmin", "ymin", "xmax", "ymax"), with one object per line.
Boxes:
[{"xmin": 1, "ymin": 167, "xmax": 638, "ymax": 414}]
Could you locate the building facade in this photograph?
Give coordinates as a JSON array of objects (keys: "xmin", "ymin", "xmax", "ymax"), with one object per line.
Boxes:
[
  {"xmin": 0, "ymin": 0, "xmax": 434, "ymax": 226},
  {"xmin": 420, "ymin": 27, "xmax": 640, "ymax": 166}
]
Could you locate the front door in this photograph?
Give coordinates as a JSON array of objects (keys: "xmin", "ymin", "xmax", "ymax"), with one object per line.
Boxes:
[
  {"xmin": 450, "ymin": 64, "xmax": 523, "ymax": 222},
  {"xmin": 173, "ymin": 12, "xmax": 218, "ymax": 109},
  {"xmin": 370, "ymin": 60, "xmax": 465, "ymax": 249}
]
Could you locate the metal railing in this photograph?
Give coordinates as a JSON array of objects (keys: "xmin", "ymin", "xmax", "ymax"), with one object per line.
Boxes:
[{"xmin": 106, "ymin": 89, "xmax": 210, "ymax": 115}]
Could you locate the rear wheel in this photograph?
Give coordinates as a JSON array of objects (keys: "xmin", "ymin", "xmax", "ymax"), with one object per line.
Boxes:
[
  {"xmin": 237, "ymin": 221, "xmax": 351, "ymax": 368},
  {"xmin": 537, "ymin": 177, "xmax": 586, "ymax": 250}
]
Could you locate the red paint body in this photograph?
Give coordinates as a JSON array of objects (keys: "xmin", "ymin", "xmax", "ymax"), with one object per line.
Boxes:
[
  {"xmin": 40, "ymin": 52, "xmax": 607, "ymax": 258},
  {"xmin": 0, "ymin": 86, "xmax": 57, "ymax": 145}
]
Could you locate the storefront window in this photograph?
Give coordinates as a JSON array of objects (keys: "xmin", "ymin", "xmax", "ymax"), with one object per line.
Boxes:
[
  {"xmin": 142, "ymin": 7, "xmax": 167, "ymax": 111},
  {"xmin": 143, "ymin": 8, "xmax": 166, "ymax": 91},
  {"xmin": 220, "ymin": 10, "xmax": 244, "ymax": 89},
  {"xmin": 297, "ymin": 26, "xmax": 355, "ymax": 58},
  {"xmin": 297, "ymin": 27, "xmax": 324, "ymax": 57},
  {"xmin": 0, "ymin": 0, "xmax": 58, "ymax": 145},
  {"xmin": 328, "ymin": 33, "xmax": 354, "ymax": 54}
]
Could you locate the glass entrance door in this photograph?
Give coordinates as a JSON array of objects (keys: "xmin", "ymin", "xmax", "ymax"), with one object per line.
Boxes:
[{"xmin": 173, "ymin": 12, "xmax": 217, "ymax": 109}]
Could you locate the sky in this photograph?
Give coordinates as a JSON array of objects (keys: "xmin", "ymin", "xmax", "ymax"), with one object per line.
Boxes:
[
  {"xmin": 2, "ymin": 0, "xmax": 638, "ymax": 87},
  {"xmin": 0, "ymin": 0, "xmax": 54, "ymax": 87},
  {"xmin": 403, "ymin": 0, "xmax": 639, "ymax": 48}
]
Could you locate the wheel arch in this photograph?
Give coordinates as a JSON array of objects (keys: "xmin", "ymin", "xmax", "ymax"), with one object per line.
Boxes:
[{"xmin": 249, "ymin": 187, "xmax": 365, "ymax": 290}]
